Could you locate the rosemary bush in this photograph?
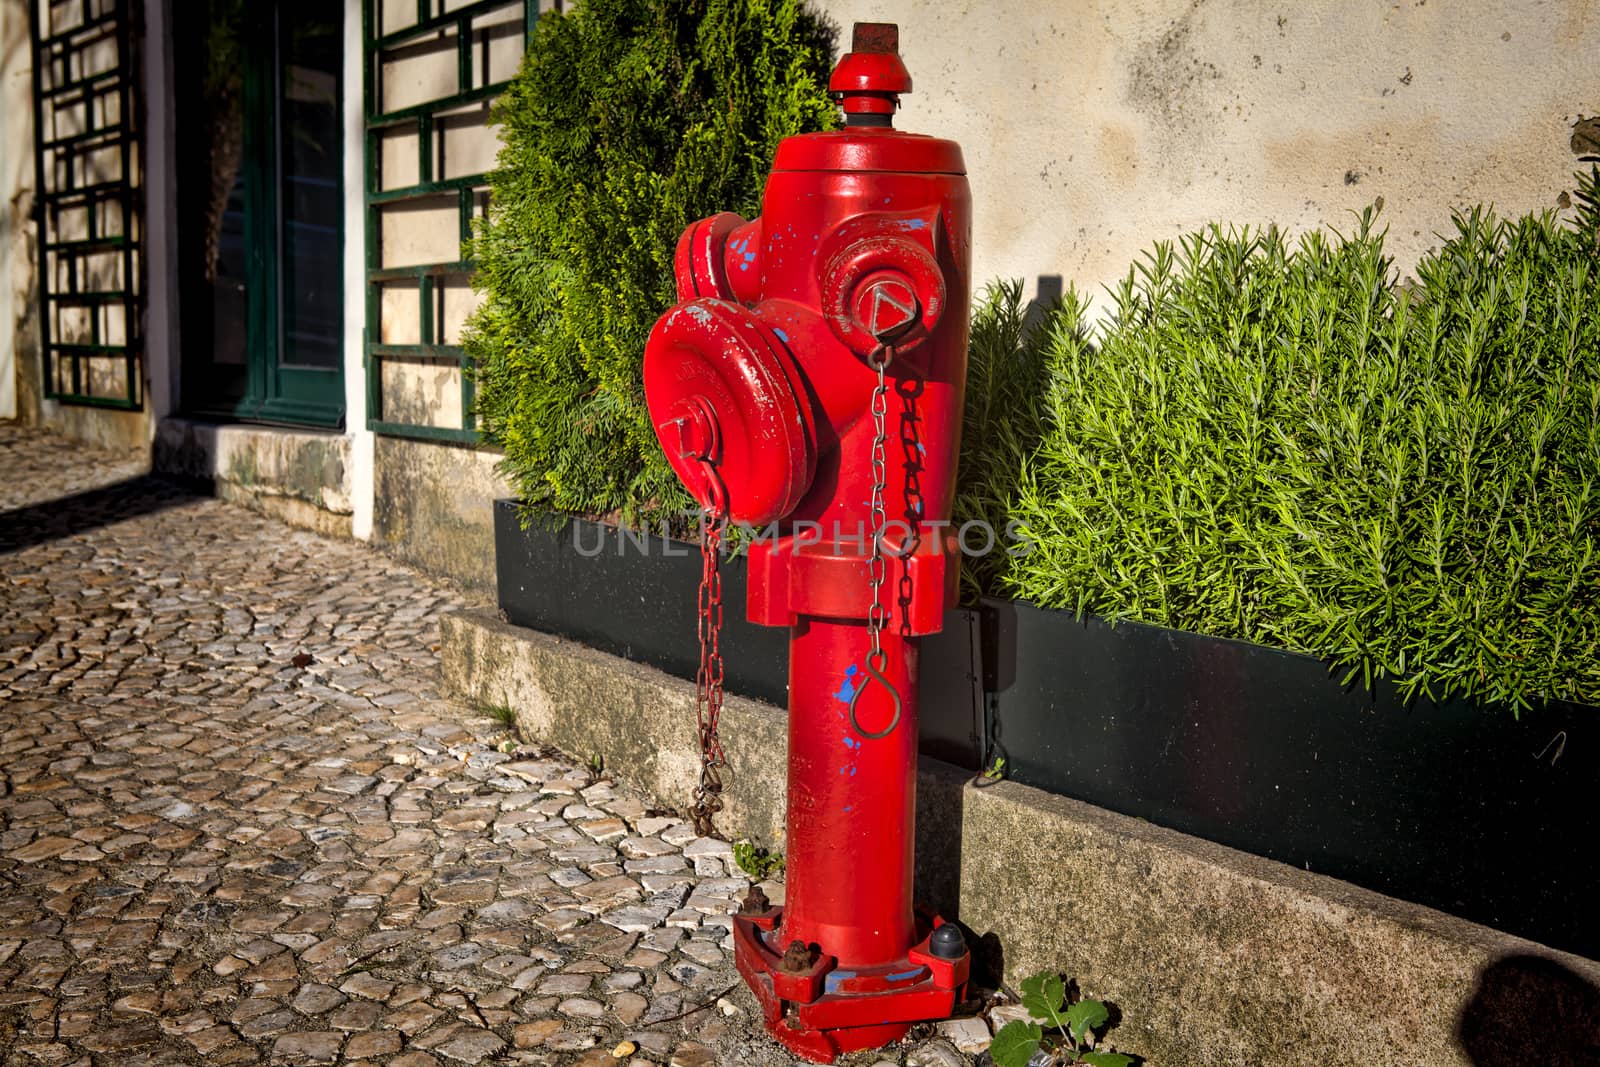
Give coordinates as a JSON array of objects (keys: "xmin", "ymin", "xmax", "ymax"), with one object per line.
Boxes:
[
  {"xmin": 465, "ymin": 0, "xmax": 836, "ymax": 524},
  {"xmin": 954, "ymin": 279, "xmax": 1059, "ymax": 601},
  {"xmin": 963, "ymin": 172, "xmax": 1600, "ymax": 711}
]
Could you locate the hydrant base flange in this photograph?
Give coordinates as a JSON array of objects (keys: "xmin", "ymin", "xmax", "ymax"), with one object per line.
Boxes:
[{"xmin": 732, "ymin": 906, "xmax": 971, "ymax": 1064}]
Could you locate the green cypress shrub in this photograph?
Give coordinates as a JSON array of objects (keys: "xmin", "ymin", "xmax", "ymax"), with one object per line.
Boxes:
[
  {"xmin": 960, "ymin": 170, "xmax": 1600, "ymax": 712},
  {"xmin": 465, "ymin": 0, "xmax": 837, "ymax": 525}
]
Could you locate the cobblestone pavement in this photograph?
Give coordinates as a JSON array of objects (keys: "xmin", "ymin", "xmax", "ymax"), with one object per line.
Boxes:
[{"xmin": 0, "ymin": 425, "xmax": 989, "ymax": 1067}]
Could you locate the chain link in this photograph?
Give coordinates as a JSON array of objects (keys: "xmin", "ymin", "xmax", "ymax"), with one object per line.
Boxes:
[
  {"xmin": 850, "ymin": 343, "xmax": 903, "ymax": 741},
  {"xmin": 689, "ymin": 461, "xmax": 728, "ymax": 837},
  {"xmin": 866, "ymin": 346, "xmax": 892, "ymax": 659}
]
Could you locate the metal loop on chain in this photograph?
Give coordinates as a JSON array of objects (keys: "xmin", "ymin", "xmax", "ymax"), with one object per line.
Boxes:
[{"xmin": 848, "ymin": 648, "xmax": 903, "ymax": 741}]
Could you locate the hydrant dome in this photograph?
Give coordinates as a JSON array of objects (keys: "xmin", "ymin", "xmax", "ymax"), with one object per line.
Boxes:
[{"xmin": 772, "ymin": 130, "xmax": 965, "ymax": 177}]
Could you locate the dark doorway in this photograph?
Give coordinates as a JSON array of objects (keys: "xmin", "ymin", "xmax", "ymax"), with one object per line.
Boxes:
[{"xmin": 174, "ymin": 0, "xmax": 345, "ymax": 428}]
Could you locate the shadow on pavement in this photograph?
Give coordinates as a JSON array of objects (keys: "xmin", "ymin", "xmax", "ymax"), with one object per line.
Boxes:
[{"xmin": 0, "ymin": 474, "xmax": 208, "ymax": 554}]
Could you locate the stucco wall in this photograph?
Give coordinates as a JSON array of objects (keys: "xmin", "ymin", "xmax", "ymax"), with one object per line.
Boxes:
[
  {"xmin": 810, "ymin": 0, "xmax": 1600, "ymax": 307},
  {"xmin": 154, "ymin": 418, "xmax": 355, "ymax": 537},
  {"xmin": 363, "ymin": 2, "xmax": 518, "ymax": 588},
  {"xmin": 373, "ymin": 435, "xmax": 510, "ymax": 594}
]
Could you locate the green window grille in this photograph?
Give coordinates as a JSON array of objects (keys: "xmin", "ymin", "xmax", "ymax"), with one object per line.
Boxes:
[
  {"xmin": 362, "ymin": 0, "xmax": 543, "ymax": 442},
  {"xmin": 28, "ymin": 0, "xmax": 143, "ymax": 409}
]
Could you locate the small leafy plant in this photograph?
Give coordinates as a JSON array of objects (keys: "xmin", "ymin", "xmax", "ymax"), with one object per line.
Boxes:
[
  {"xmin": 990, "ymin": 973, "xmax": 1134, "ymax": 1067},
  {"xmin": 732, "ymin": 840, "xmax": 785, "ymax": 880}
]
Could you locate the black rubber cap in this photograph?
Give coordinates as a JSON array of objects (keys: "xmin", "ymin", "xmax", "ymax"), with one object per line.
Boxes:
[{"xmin": 928, "ymin": 922, "xmax": 966, "ymax": 960}]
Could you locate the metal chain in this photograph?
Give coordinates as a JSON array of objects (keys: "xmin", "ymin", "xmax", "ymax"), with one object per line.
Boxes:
[
  {"xmin": 850, "ymin": 344, "xmax": 903, "ymax": 741},
  {"xmin": 689, "ymin": 460, "xmax": 728, "ymax": 837},
  {"xmin": 866, "ymin": 345, "xmax": 892, "ymax": 659}
]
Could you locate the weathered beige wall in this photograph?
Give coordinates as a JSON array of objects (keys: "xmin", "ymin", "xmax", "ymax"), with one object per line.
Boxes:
[
  {"xmin": 373, "ymin": 435, "xmax": 511, "ymax": 593},
  {"xmin": 365, "ymin": 4, "xmax": 516, "ymax": 589},
  {"xmin": 369, "ymin": 7, "xmax": 508, "ymax": 432},
  {"xmin": 811, "ymin": 0, "xmax": 1600, "ymax": 304},
  {"xmin": 154, "ymin": 418, "xmax": 355, "ymax": 537}
]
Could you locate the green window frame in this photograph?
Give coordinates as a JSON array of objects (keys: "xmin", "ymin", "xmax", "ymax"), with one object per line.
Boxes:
[
  {"xmin": 361, "ymin": 0, "xmax": 541, "ymax": 443},
  {"xmin": 28, "ymin": 0, "xmax": 143, "ymax": 410}
]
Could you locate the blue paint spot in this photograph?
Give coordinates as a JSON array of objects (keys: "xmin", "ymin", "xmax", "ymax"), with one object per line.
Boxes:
[
  {"xmin": 832, "ymin": 664, "xmax": 861, "ymax": 704},
  {"xmin": 896, "ymin": 218, "xmax": 927, "ymax": 230},
  {"xmin": 882, "ymin": 197, "xmax": 891, "ymax": 204},
  {"xmin": 824, "ymin": 969, "xmax": 858, "ymax": 994},
  {"xmin": 850, "ymin": 767, "xmax": 857, "ymax": 776},
  {"xmin": 773, "ymin": 328, "xmax": 790, "ymax": 343},
  {"xmin": 842, "ymin": 735, "xmax": 861, "ymax": 750},
  {"xmin": 842, "ymin": 805, "xmax": 852, "ymax": 813},
  {"xmin": 887, "ymin": 968, "xmax": 922, "ymax": 982},
  {"xmin": 917, "ymin": 442, "xmax": 926, "ymax": 454}
]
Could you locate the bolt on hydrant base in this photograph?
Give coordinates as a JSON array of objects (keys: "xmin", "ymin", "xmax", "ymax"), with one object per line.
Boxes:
[{"xmin": 643, "ymin": 20, "xmax": 973, "ymax": 1063}]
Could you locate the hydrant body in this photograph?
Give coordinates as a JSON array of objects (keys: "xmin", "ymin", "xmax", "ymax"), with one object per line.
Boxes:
[{"xmin": 643, "ymin": 24, "xmax": 971, "ymax": 1062}]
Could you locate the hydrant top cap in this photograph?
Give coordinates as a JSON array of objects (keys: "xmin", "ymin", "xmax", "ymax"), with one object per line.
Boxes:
[{"xmin": 829, "ymin": 21, "xmax": 913, "ymax": 113}]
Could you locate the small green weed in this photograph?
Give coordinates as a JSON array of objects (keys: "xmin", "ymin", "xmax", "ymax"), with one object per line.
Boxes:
[
  {"xmin": 990, "ymin": 972, "xmax": 1135, "ymax": 1067},
  {"xmin": 732, "ymin": 841, "xmax": 785, "ymax": 881},
  {"xmin": 481, "ymin": 703, "xmax": 523, "ymax": 751}
]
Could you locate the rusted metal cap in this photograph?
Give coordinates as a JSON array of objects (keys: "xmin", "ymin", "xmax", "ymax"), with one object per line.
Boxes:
[
  {"xmin": 828, "ymin": 22, "xmax": 912, "ymax": 122},
  {"xmin": 738, "ymin": 884, "xmax": 771, "ymax": 915}
]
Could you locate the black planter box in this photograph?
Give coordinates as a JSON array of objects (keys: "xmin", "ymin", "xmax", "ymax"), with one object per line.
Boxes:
[
  {"xmin": 494, "ymin": 501, "xmax": 1596, "ymax": 960},
  {"xmin": 493, "ymin": 503, "xmax": 984, "ymax": 767},
  {"xmin": 982, "ymin": 598, "xmax": 1598, "ymax": 960}
]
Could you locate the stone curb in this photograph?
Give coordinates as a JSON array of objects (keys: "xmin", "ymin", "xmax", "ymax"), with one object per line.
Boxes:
[{"xmin": 440, "ymin": 609, "xmax": 1600, "ymax": 1067}]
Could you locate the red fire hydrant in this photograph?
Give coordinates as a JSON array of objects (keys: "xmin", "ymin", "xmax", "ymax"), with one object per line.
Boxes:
[{"xmin": 643, "ymin": 23, "xmax": 971, "ymax": 1062}]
